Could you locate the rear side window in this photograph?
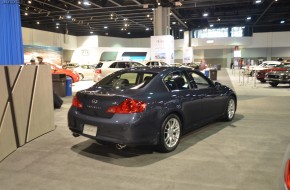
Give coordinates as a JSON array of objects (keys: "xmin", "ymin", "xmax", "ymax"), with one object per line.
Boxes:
[
  {"xmin": 96, "ymin": 62, "xmax": 103, "ymax": 68},
  {"xmin": 163, "ymin": 71, "xmax": 190, "ymax": 91}
]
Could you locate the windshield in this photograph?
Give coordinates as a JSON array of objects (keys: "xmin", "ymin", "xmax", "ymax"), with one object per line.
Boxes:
[{"xmin": 94, "ymin": 72, "xmax": 156, "ymax": 90}]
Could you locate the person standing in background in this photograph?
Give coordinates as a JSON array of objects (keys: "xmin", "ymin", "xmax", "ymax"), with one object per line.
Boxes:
[{"xmin": 36, "ymin": 56, "xmax": 45, "ymax": 65}]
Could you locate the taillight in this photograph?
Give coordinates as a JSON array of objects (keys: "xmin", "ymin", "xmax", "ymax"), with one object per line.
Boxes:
[
  {"xmin": 285, "ymin": 159, "xmax": 290, "ymax": 189},
  {"xmin": 72, "ymin": 95, "xmax": 83, "ymax": 108},
  {"xmin": 106, "ymin": 99, "xmax": 146, "ymax": 114},
  {"xmin": 95, "ymin": 69, "xmax": 101, "ymax": 74}
]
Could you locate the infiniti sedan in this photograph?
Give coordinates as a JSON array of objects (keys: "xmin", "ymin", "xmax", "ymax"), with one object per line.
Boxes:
[{"xmin": 68, "ymin": 67, "xmax": 237, "ymax": 152}]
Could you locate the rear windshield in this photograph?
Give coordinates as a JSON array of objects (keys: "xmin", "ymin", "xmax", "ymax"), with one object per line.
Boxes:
[{"xmin": 95, "ymin": 72, "xmax": 156, "ymax": 89}]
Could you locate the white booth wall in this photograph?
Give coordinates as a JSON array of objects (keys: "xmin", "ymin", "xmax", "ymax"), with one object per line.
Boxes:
[{"xmin": 22, "ymin": 27, "xmax": 290, "ymax": 67}]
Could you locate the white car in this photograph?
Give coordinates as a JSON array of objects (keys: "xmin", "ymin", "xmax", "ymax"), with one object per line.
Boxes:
[
  {"xmin": 144, "ymin": 60, "xmax": 171, "ymax": 67},
  {"xmin": 94, "ymin": 61, "xmax": 144, "ymax": 82},
  {"xmin": 73, "ymin": 64, "xmax": 96, "ymax": 80},
  {"xmin": 242, "ymin": 61, "xmax": 281, "ymax": 76}
]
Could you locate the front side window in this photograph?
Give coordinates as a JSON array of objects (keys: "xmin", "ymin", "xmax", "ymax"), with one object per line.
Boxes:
[
  {"xmin": 163, "ymin": 71, "xmax": 190, "ymax": 91},
  {"xmin": 189, "ymin": 72, "xmax": 211, "ymax": 89}
]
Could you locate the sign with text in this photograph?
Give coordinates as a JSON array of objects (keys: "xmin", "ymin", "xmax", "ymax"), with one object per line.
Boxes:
[{"xmin": 150, "ymin": 35, "xmax": 174, "ymax": 64}]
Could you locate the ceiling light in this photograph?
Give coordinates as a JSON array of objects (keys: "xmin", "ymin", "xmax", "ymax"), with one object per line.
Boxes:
[
  {"xmin": 179, "ymin": 29, "xmax": 183, "ymax": 32},
  {"xmin": 158, "ymin": 2, "xmax": 160, "ymax": 5},
  {"xmin": 242, "ymin": 26, "xmax": 245, "ymax": 28},
  {"xmin": 246, "ymin": 16, "xmax": 251, "ymax": 20},
  {"xmin": 275, "ymin": 0, "xmax": 278, "ymax": 1},
  {"xmin": 150, "ymin": 18, "xmax": 153, "ymax": 20},
  {"xmin": 206, "ymin": 40, "xmax": 214, "ymax": 44},
  {"xmin": 170, "ymin": 12, "xmax": 172, "ymax": 15},
  {"xmin": 172, "ymin": 22, "xmax": 176, "ymax": 25},
  {"xmin": 90, "ymin": 31, "xmax": 94, "ymax": 34},
  {"xmin": 83, "ymin": 1, "xmax": 91, "ymax": 5},
  {"xmin": 56, "ymin": 26, "xmax": 59, "ymax": 29},
  {"xmin": 104, "ymin": 26, "xmax": 108, "ymax": 29},
  {"xmin": 147, "ymin": 14, "xmax": 150, "ymax": 17},
  {"xmin": 280, "ymin": 20, "xmax": 285, "ymax": 24},
  {"xmin": 124, "ymin": 18, "xmax": 128, "ymax": 21},
  {"xmin": 24, "ymin": 12, "xmax": 28, "ymax": 16},
  {"xmin": 36, "ymin": 21, "xmax": 40, "ymax": 24},
  {"xmin": 203, "ymin": 12, "xmax": 208, "ymax": 17},
  {"xmin": 128, "ymin": 32, "xmax": 131, "ymax": 35},
  {"xmin": 210, "ymin": 24, "xmax": 214, "ymax": 27},
  {"xmin": 78, "ymin": 1, "xmax": 81, "ymax": 4},
  {"xmin": 28, "ymin": 0, "xmax": 32, "ymax": 4},
  {"xmin": 146, "ymin": 28, "xmax": 149, "ymax": 31},
  {"xmin": 217, "ymin": 18, "xmax": 221, "ymax": 21},
  {"xmin": 56, "ymin": 23, "xmax": 60, "ymax": 25},
  {"xmin": 184, "ymin": 21, "xmax": 187, "ymax": 23},
  {"xmin": 121, "ymin": 28, "xmax": 124, "ymax": 31},
  {"xmin": 255, "ymin": 0, "xmax": 262, "ymax": 3},
  {"xmin": 66, "ymin": 15, "xmax": 72, "ymax": 19},
  {"xmin": 152, "ymin": 8, "xmax": 155, "ymax": 11}
]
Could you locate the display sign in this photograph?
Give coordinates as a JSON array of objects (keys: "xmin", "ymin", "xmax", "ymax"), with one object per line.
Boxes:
[
  {"xmin": 183, "ymin": 47, "xmax": 193, "ymax": 64},
  {"xmin": 24, "ymin": 45, "xmax": 62, "ymax": 65},
  {"xmin": 150, "ymin": 35, "xmax": 174, "ymax": 64}
]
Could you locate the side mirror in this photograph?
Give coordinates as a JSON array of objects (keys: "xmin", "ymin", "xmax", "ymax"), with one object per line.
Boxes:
[{"xmin": 214, "ymin": 81, "xmax": 222, "ymax": 89}]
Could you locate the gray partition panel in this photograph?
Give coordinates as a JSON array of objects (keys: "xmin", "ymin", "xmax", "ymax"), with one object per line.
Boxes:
[
  {"xmin": 12, "ymin": 66, "xmax": 37, "ymax": 146},
  {"xmin": 0, "ymin": 67, "xmax": 9, "ymax": 124},
  {"xmin": 26, "ymin": 65, "xmax": 55, "ymax": 142},
  {"xmin": 0, "ymin": 104, "xmax": 17, "ymax": 162},
  {"xmin": 8, "ymin": 66, "xmax": 21, "ymax": 88}
]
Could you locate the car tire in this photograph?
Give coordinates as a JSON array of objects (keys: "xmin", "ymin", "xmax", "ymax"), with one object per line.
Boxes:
[
  {"xmin": 269, "ymin": 82, "xmax": 279, "ymax": 87},
  {"xmin": 79, "ymin": 73, "xmax": 84, "ymax": 80},
  {"xmin": 157, "ymin": 114, "xmax": 181, "ymax": 153},
  {"xmin": 222, "ymin": 97, "xmax": 236, "ymax": 121}
]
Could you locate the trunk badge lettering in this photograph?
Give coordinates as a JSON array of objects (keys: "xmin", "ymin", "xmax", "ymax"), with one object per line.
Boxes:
[{"xmin": 92, "ymin": 99, "xmax": 98, "ymax": 104}]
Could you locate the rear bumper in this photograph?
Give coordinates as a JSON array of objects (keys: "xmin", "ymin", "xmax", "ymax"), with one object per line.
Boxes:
[{"xmin": 68, "ymin": 107, "xmax": 159, "ymax": 146}]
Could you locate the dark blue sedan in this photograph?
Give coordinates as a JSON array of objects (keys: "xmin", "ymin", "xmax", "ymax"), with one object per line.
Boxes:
[{"xmin": 68, "ymin": 67, "xmax": 237, "ymax": 152}]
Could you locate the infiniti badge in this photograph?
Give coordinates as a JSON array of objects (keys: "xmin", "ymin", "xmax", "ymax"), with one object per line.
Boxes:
[{"xmin": 92, "ymin": 99, "xmax": 98, "ymax": 104}]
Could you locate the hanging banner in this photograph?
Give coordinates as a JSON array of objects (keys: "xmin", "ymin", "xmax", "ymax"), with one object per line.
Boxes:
[{"xmin": 150, "ymin": 35, "xmax": 174, "ymax": 64}]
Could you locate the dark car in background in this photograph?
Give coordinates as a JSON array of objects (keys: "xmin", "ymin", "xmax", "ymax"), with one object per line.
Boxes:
[
  {"xmin": 68, "ymin": 67, "xmax": 237, "ymax": 152},
  {"xmin": 265, "ymin": 64, "xmax": 290, "ymax": 87}
]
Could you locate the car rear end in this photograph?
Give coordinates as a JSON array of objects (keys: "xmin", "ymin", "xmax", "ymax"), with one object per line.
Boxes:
[{"xmin": 68, "ymin": 69, "xmax": 162, "ymax": 145}]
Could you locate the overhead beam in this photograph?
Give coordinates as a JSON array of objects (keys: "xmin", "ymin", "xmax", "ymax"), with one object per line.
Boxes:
[
  {"xmin": 253, "ymin": 0, "xmax": 275, "ymax": 25},
  {"xmin": 88, "ymin": 1, "xmax": 103, "ymax": 8},
  {"xmin": 57, "ymin": 0, "xmax": 84, "ymax": 10},
  {"xmin": 109, "ymin": 0, "xmax": 122, "ymax": 7},
  {"xmin": 171, "ymin": 12, "xmax": 188, "ymax": 29},
  {"xmin": 32, "ymin": 0, "xmax": 67, "ymax": 11},
  {"xmin": 131, "ymin": 0, "xmax": 142, "ymax": 5}
]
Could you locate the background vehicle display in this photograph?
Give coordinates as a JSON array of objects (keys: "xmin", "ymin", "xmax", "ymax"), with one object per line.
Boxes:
[
  {"xmin": 68, "ymin": 67, "xmax": 237, "ymax": 152},
  {"xmin": 49, "ymin": 63, "xmax": 80, "ymax": 83},
  {"xmin": 73, "ymin": 64, "xmax": 96, "ymax": 80},
  {"xmin": 265, "ymin": 65, "xmax": 290, "ymax": 87},
  {"xmin": 256, "ymin": 63, "xmax": 290, "ymax": 83},
  {"xmin": 93, "ymin": 61, "xmax": 144, "ymax": 82},
  {"xmin": 144, "ymin": 60, "xmax": 171, "ymax": 67},
  {"xmin": 242, "ymin": 61, "xmax": 281, "ymax": 76}
]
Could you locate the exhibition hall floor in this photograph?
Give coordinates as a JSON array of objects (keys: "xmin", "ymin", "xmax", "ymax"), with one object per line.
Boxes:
[{"xmin": 1, "ymin": 69, "xmax": 290, "ymax": 190}]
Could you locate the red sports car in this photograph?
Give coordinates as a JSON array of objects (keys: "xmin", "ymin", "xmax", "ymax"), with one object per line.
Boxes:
[{"xmin": 49, "ymin": 63, "xmax": 80, "ymax": 83}]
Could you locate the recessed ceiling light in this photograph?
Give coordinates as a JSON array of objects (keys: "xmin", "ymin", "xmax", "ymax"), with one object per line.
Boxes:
[
  {"xmin": 184, "ymin": 21, "xmax": 187, "ymax": 23},
  {"xmin": 179, "ymin": 29, "xmax": 183, "ymax": 31},
  {"xmin": 24, "ymin": 12, "xmax": 28, "ymax": 16},
  {"xmin": 128, "ymin": 32, "xmax": 131, "ymax": 35},
  {"xmin": 78, "ymin": 1, "xmax": 81, "ymax": 4},
  {"xmin": 210, "ymin": 24, "xmax": 214, "ymax": 27},
  {"xmin": 280, "ymin": 20, "xmax": 285, "ymax": 24},
  {"xmin": 203, "ymin": 12, "xmax": 208, "ymax": 17},
  {"xmin": 36, "ymin": 21, "xmax": 40, "ymax": 24},
  {"xmin": 147, "ymin": 14, "xmax": 150, "ymax": 17},
  {"xmin": 217, "ymin": 18, "xmax": 221, "ymax": 21},
  {"xmin": 56, "ymin": 26, "xmax": 59, "ymax": 29},
  {"xmin": 28, "ymin": 0, "xmax": 32, "ymax": 4},
  {"xmin": 66, "ymin": 15, "xmax": 71, "ymax": 19},
  {"xmin": 158, "ymin": 2, "xmax": 160, "ymax": 5},
  {"xmin": 83, "ymin": 1, "xmax": 91, "ymax": 5},
  {"xmin": 56, "ymin": 23, "xmax": 59, "ymax": 25},
  {"xmin": 104, "ymin": 26, "xmax": 108, "ymax": 29},
  {"xmin": 255, "ymin": 0, "xmax": 262, "ymax": 4},
  {"xmin": 90, "ymin": 31, "xmax": 94, "ymax": 34},
  {"xmin": 146, "ymin": 28, "xmax": 149, "ymax": 31},
  {"xmin": 247, "ymin": 16, "xmax": 251, "ymax": 20}
]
